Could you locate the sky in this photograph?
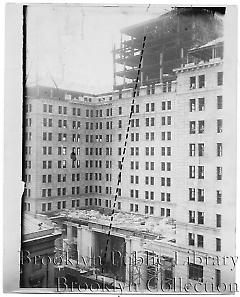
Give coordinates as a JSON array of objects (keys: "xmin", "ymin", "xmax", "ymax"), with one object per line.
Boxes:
[{"xmin": 26, "ymin": 4, "xmax": 172, "ymax": 93}]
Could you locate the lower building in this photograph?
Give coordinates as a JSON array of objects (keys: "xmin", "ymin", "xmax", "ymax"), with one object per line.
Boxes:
[{"xmin": 20, "ymin": 214, "xmax": 62, "ymax": 288}]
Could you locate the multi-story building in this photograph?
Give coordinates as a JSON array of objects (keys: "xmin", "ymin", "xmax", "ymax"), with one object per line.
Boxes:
[{"xmin": 22, "ymin": 9, "xmax": 236, "ymax": 293}]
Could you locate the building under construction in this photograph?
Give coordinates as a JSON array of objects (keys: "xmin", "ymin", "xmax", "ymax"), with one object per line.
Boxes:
[
  {"xmin": 113, "ymin": 7, "xmax": 223, "ymax": 90},
  {"xmin": 22, "ymin": 6, "xmax": 237, "ymax": 293}
]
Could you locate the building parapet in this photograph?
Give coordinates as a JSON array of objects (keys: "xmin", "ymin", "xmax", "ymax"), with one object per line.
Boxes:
[
  {"xmin": 174, "ymin": 58, "xmax": 223, "ymax": 74},
  {"xmin": 27, "ymin": 81, "xmax": 177, "ymax": 105},
  {"xmin": 112, "ymin": 81, "xmax": 177, "ymax": 101}
]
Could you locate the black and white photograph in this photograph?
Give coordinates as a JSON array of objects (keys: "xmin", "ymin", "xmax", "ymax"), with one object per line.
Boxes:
[{"xmin": 3, "ymin": 2, "xmax": 239, "ymax": 294}]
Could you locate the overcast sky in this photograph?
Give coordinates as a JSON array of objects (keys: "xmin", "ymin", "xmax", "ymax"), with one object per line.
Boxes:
[{"xmin": 26, "ymin": 4, "xmax": 171, "ymax": 94}]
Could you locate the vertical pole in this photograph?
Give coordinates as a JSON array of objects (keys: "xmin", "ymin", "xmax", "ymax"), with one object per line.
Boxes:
[
  {"xmin": 113, "ymin": 44, "xmax": 116, "ymax": 89},
  {"xmin": 180, "ymin": 47, "xmax": 184, "ymax": 67},
  {"xmin": 123, "ymin": 61, "xmax": 126, "ymax": 87},
  {"xmin": 212, "ymin": 47, "xmax": 216, "ymax": 59},
  {"xmin": 159, "ymin": 52, "xmax": 163, "ymax": 83},
  {"xmin": 140, "ymin": 57, "xmax": 144, "ymax": 86}
]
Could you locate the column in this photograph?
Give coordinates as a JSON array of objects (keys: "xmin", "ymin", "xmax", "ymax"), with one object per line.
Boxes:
[
  {"xmin": 125, "ymin": 236, "xmax": 132, "ymax": 284},
  {"xmin": 76, "ymin": 225, "xmax": 95, "ymax": 267},
  {"xmin": 66, "ymin": 222, "xmax": 73, "ymax": 242},
  {"xmin": 180, "ymin": 47, "xmax": 184, "ymax": 67},
  {"xmin": 159, "ymin": 52, "xmax": 163, "ymax": 83},
  {"xmin": 140, "ymin": 57, "xmax": 144, "ymax": 86}
]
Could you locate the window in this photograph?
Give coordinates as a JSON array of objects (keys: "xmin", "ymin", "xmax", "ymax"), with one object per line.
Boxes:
[
  {"xmin": 167, "ymin": 101, "xmax": 171, "ymax": 110},
  {"xmin": 198, "ymin": 98, "xmax": 205, "ymax": 111},
  {"xmin": 146, "ymin": 103, "xmax": 149, "ymax": 112},
  {"xmin": 217, "ymin": 190, "xmax": 222, "ymax": 204},
  {"xmin": 42, "ymin": 203, "xmax": 46, "ymax": 212},
  {"xmin": 160, "ymin": 208, "xmax": 164, "ymax": 216},
  {"xmin": 117, "ymin": 202, "xmax": 121, "ymax": 210},
  {"xmin": 130, "ymin": 189, "xmax": 134, "ymax": 198},
  {"xmin": 166, "ymin": 147, "xmax": 171, "ymax": 156},
  {"xmin": 190, "ymin": 121, "xmax": 196, "ymax": 134},
  {"xmin": 216, "ymin": 214, "xmax": 221, "ymax": 228},
  {"xmin": 118, "ymin": 147, "xmax": 121, "ymax": 156},
  {"xmin": 190, "ymin": 76, "xmax": 196, "ymax": 89},
  {"xmin": 217, "ymin": 119, "xmax": 223, "ymax": 133},
  {"xmin": 130, "ymin": 204, "xmax": 134, "ymax": 212},
  {"xmin": 189, "ymin": 188, "xmax": 195, "ymax": 201},
  {"xmin": 189, "ymin": 263, "xmax": 203, "ymax": 282},
  {"xmin": 150, "ymin": 206, "xmax": 154, "ymax": 215},
  {"xmin": 162, "ymin": 101, "xmax": 166, "ymax": 110},
  {"xmin": 161, "ymin": 147, "xmax": 165, "ymax": 156},
  {"xmin": 188, "ymin": 233, "xmax": 195, "ymax": 246},
  {"xmin": 43, "ymin": 118, "xmax": 47, "ymax": 127},
  {"xmin": 162, "ymin": 117, "xmax": 166, "ymax": 126},
  {"xmin": 197, "ymin": 235, "xmax": 204, "ymax": 248},
  {"xmin": 167, "ymin": 132, "xmax": 171, "ymax": 140},
  {"xmin": 161, "ymin": 162, "xmax": 165, "ymax": 171},
  {"xmin": 47, "ymin": 203, "xmax": 51, "ymax": 211},
  {"xmin": 216, "ymin": 238, "xmax": 221, "ymax": 251},
  {"xmin": 58, "ymin": 106, "xmax": 62, "ymax": 114},
  {"xmin": 215, "ymin": 269, "xmax": 221, "ymax": 289},
  {"xmin": 189, "ymin": 166, "xmax": 195, "ymax": 178},
  {"xmin": 217, "ymin": 167, "xmax": 222, "ymax": 180},
  {"xmin": 72, "ymin": 200, "xmax": 76, "ymax": 208},
  {"xmin": 198, "ymin": 189, "xmax": 204, "ymax": 202},
  {"xmin": 189, "ymin": 144, "xmax": 195, "ymax": 156},
  {"xmin": 43, "ymin": 147, "xmax": 47, "ymax": 155},
  {"xmin": 151, "ymin": 103, "xmax": 155, "ymax": 111},
  {"xmin": 167, "ymin": 116, "xmax": 171, "ymax": 125},
  {"xmin": 217, "ymin": 72, "xmax": 223, "ymax": 86},
  {"xmin": 190, "ymin": 99, "xmax": 196, "ymax": 112},
  {"xmin": 150, "ymin": 191, "xmax": 154, "ymax": 200},
  {"xmin": 198, "ymin": 75, "xmax": 205, "ymax": 88},
  {"xmin": 198, "ymin": 212, "xmax": 204, "ymax": 224},
  {"xmin": 217, "ymin": 96, "xmax": 223, "ymax": 109},
  {"xmin": 198, "ymin": 121, "xmax": 204, "ymax": 134},
  {"xmin": 161, "ymin": 132, "xmax": 166, "ymax": 141},
  {"xmin": 217, "ymin": 143, "xmax": 222, "ymax": 157},
  {"xmin": 42, "ymin": 188, "xmax": 47, "ymax": 197},
  {"xmin": 118, "ymin": 106, "xmax": 122, "ymax": 115},
  {"xmin": 166, "ymin": 178, "xmax": 171, "ymax": 186},
  {"xmin": 189, "ymin": 210, "xmax": 195, "ymax": 223},
  {"xmin": 198, "ymin": 166, "xmax": 204, "ymax": 179},
  {"xmin": 43, "ymin": 104, "xmax": 47, "ymax": 112},
  {"xmin": 43, "ymin": 132, "xmax": 47, "ymax": 141},
  {"xmin": 198, "ymin": 143, "xmax": 204, "ymax": 156}
]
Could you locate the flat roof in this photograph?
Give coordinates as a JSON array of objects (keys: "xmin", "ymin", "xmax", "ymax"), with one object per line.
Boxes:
[
  {"xmin": 23, "ymin": 214, "xmax": 61, "ymax": 242},
  {"xmin": 52, "ymin": 209, "xmax": 176, "ymax": 240}
]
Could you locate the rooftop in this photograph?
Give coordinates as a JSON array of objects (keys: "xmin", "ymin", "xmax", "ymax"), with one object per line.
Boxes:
[
  {"xmin": 51, "ymin": 209, "xmax": 176, "ymax": 241},
  {"xmin": 22, "ymin": 214, "xmax": 61, "ymax": 242}
]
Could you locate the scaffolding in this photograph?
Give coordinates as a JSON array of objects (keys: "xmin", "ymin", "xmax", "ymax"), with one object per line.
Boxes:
[{"xmin": 113, "ymin": 7, "xmax": 223, "ymax": 90}]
